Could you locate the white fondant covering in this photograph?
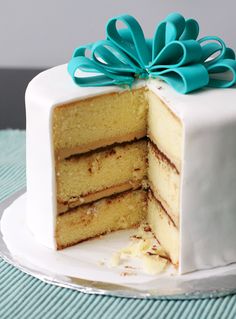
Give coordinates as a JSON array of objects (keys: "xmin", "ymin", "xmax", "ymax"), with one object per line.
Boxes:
[{"xmin": 25, "ymin": 64, "xmax": 236, "ymax": 274}]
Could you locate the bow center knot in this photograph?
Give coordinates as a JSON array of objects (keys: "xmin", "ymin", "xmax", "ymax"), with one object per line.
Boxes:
[{"xmin": 136, "ymin": 69, "xmax": 149, "ymax": 79}]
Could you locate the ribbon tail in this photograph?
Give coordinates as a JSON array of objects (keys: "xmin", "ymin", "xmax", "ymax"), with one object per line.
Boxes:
[{"xmin": 151, "ymin": 64, "xmax": 209, "ymax": 94}]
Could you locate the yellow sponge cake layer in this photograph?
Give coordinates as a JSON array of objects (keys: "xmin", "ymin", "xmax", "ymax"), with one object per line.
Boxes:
[
  {"xmin": 148, "ymin": 141, "xmax": 180, "ymax": 226},
  {"xmin": 147, "ymin": 190, "xmax": 179, "ymax": 265},
  {"xmin": 53, "ymin": 86, "xmax": 183, "ymax": 268},
  {"xmin": 56, "ymin": 139, "xmax": 147, "ymax": 213},
  {"xmin": 53, "ymin": 88, "xmax": 148, "ymax": 159},
  {"xmin": 58, "ymin": 182, "xmax": 142, "ymax": 214},
  {"xmin": 147, "ymin": 90, "xmax": 183, "ymax": 171},
  {"xmin": 56, "ymin": 189, "xmax": 147, "ymax": 250}
]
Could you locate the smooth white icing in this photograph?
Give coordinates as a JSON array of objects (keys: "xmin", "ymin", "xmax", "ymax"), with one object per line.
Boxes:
[{"xmin": 25, "ymin": 64, "xmax": 236, "ymax": 274}]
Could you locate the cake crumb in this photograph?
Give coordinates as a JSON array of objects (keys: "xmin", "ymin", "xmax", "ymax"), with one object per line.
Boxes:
[
  {"xmin": 144, "ymin": 225, "xmax": 151, "ymax": 232},
  {"xmin": 141, "ymin": 254, "xmax": 168, "ymax": 275},
  {"xmin": 124, "ymin": 265, "xmax": 136, "ymax": 269},
  {"xmin": 141, "ymin": 179, "xmax": 149, "ymax": 190},
  {"xmin": 109, "ymin": 223, "xmax": 169, "ymax": 275},
  {"xmin": 110, "ymin": 252, "xmax": 122, "ymax": 267},
  {"xmin": 78, "ymin": 197, "xmax": 85, "ymax": 204},
  {"xmin": 98, "ymin": 259, "xmax": 105, "ymax": 266},
  {"xmin": 120, "ymin": 270, "xmax": 136, "ymax": 277},
  {"xmin": 91, "ymin": 157, "xmax": 101, "ymax": 173},
  {"xmin": 86, "ymin": 206, "xmax": 98, "ymax": 215}
]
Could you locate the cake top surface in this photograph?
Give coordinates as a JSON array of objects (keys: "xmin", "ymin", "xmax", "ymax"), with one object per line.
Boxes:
[
  {"xmin": 27, "ymin": 12, "xmax": 236, "ymax": 125},
  {"xmin": 26, "ymin": 63, "xmax": 236, "ymax": 128}
]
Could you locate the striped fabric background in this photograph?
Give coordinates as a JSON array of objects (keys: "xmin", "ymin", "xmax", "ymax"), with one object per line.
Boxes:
[{"xmin": 1, "ymin": 130, "xmax": 236, "ymax": 319}]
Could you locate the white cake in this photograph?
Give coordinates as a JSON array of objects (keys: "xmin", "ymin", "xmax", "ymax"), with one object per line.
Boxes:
[
  {"xmin": 25, "ymin": 12, "xmax": 236, "ymax": 275},
  {"xmin": 25, "ymin": 63, "xmax": 236, "ymax": 274}
]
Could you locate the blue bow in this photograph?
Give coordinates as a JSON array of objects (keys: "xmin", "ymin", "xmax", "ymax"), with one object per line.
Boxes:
[{"xmin": 68, "ymin": 13, "xmax": 236, "ymax": 94}]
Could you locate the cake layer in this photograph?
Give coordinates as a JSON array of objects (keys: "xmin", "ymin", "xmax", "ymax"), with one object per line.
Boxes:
[
  {"xmin": 53, "ymin": 88, "xmax": 148, "ymax": 160},
  {"xmin": 56, "ymin": 139, "xmax": 147, "ymax": 212},
  {"xmin": 56, "ymin": 189, "xmax": 147, "ymax": 250},
  {"xmin": 147, "ymin": 90, "xmax": 183, "ymax": 171},
  {"xmin": 58, "ymin": 181, "xmax": 141, "ymax": 214},
  {"xmin": 148, "ymin": 141, "xmax": 180, "ymax": 227},
  {"xmin": 147, "ymin": 190, "xmax": 179, "ymax": 265}
]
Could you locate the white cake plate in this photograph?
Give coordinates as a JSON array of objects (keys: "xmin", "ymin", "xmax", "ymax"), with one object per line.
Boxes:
[{"xmin": 1, "ymin": 189, "xmax": 236, "ymax": 300}]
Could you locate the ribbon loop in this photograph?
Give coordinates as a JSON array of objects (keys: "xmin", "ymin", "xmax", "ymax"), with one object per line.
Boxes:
[
  {"xmin": 68, "ymin": 13, "xmax": 236, "ymax": 94},
  {"xmin": 179, "ymin": 18, "xmax": 199, "ymax": 41},
  {"xmin": 150, "ymin": 39, "xmax": 202, "ymax": 70},
  {"xmin": 106, "ymin": 14, "xmax": 151, "ymax": 67},
  {"xmin": 91, "ymin": 40, "xmax": 142, "ymax": 74},
  {"xmin": 156, "ymin": 64, "xmax": 209, "ymax": 94},
  {"xmin": 199, "ymin": 36, "xmax": 227, "ymax": 65},
  {"xmin": 152, "ymin": 13, "xmax": 185, "ymax": 59},
  {"xmin": 207, "ymin": 59, "xmax": 236, "ymax": 88}
]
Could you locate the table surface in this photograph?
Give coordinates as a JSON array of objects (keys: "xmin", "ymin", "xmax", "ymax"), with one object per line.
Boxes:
[{"xmin": 1, "ymin": 130, "xmax": 236, "ymax": 319}]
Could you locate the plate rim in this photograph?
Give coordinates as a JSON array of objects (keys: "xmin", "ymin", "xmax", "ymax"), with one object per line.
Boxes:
[{"xmin": 1, "ymin": 189, "xmax": 236, "ymax": 300}]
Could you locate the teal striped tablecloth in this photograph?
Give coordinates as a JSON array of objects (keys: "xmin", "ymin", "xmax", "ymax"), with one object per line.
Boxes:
[{"xmin": 1, "ymin": 130, "xmax": 236, "ymax": 319}]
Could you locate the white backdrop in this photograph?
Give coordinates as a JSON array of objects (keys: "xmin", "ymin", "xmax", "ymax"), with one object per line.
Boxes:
[{"xmin": 1, "ymin": 0, "xmax": 236, "ymax": 68}]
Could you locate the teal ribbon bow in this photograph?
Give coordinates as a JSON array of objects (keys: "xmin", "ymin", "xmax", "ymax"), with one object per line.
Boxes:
[{"xmin": 68, "ymin": 13, "xmax": 236, "ymax": 94}]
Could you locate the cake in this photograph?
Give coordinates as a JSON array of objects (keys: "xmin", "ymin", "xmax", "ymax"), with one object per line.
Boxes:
[{"xmin": 25, "ymin": 13, "xmax": 236, "ymax": 274}]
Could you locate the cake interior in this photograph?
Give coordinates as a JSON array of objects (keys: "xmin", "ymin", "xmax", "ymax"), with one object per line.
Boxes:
[{"xmin": 53, "ymin": 87, "xmax": 183, "ymax": 267}]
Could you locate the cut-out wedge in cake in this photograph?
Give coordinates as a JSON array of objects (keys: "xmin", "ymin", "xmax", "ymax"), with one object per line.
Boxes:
[{"xmin": 53, "ymin": 87, "xmax": 183, "ymax": 269}]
